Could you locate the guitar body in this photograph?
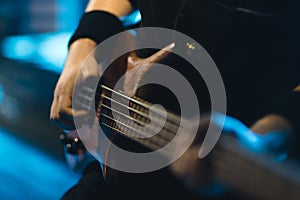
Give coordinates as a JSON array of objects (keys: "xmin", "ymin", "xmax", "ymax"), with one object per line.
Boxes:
[
  {"xmin": 95, "ymin": 48, "xmax": 212, "ymax": 198},
  {"xmin": 61, "ymin": 39, "xmax": 300, "ymax": 199},
  {"xmin": 99, "ymin": 54, "xmax": 185, "ymax": 183}
]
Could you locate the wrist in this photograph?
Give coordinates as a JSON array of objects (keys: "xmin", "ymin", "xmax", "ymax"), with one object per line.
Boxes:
[
  {"xmin": 63, "ymin": 39, "xmax": 97, "ymax": 72},
  {"xmin": 69, "ymin": 38, "xmax": 97, "ymax": 51},
  {"xmin": 68, "ymin": 11, "xmax": 123, "ymax": 47}
]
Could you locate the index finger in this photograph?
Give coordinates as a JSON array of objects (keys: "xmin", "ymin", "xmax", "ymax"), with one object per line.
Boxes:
[{"xmin": 144, "ymin": 42, "xmax": 175, "ymax": 64}]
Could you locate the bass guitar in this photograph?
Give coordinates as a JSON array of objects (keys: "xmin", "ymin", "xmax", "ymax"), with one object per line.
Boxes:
[{"xmin": 58, "ymin": 44, "xmax": 300, "ymax": 200}]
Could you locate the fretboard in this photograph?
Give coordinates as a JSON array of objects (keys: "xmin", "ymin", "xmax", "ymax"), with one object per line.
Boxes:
[{"xmin": 95, "ymin": 84, "xmax": 300, "ymax": 200}]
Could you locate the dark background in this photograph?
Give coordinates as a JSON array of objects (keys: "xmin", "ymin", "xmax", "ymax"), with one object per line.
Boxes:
[{"xmin": 0, "ymin": 0, "xmax": 89, "ymax": 199}]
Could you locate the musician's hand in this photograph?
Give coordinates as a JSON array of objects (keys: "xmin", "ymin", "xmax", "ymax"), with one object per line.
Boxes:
[
  {"xmin": 250, "ymin": 114, "xmax": 294, "ymax": 135},
  {"xmin": 50, "ymin": 39, "xmax": 97, "ymax": 130},
  {"xmin": 169, "ymin": 114, "xmax": 295, "ymax": 191},
  {"xmin": 122, "ymin": 43, "xmax": 175, "ymax": 95}
]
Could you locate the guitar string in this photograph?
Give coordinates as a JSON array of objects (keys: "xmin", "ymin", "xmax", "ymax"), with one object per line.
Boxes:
[
  {"xmin": 100, "ymin": 105, "xmax": 185, "ymax": 148},
  {"xmin": 72, "ymin": 100, "xmax": 180, "ymax": 151},
  {"xmin": 98, "ymin": 104, "xmax": 183, "ymax": 150},
  {"xmin": 95, "ymin": 84, "xmax": 186, "ymax": 143},
  {"xmin": 100, "ymin": 121, "xmax": 162, "ymax": 150},
  {"xmin": 74, "ymin": 84, "xmax": 195, "ymax": 150},
  {"xmin": 97, "ymin": 84, "xmax": 193, "ymax": 143},
  {"xmin": 99, "ymin": 114, "xmax": 172, "ymax": 150},
  {"xmin": 74, "ymin": 97, "xmax": 169, "ymax": 151},
  {"xmin": 98, "ymin": 84, "xmax": 182, "ymax": 124},
  {"xmin": 100, "ymin": 102, "xmax": 178, "ymax": 142},
  {"xmin": 74, "ymin": 93, "xmax": 189, "ymax": 151},
  {"xmin": 75, "ymin": 86, "xmax": 300, "ymax": 196},
  {"xmin": 99, "ymin": 114, "xmax": 181, "ymax": 152},
  {"xmin": 100, "ymin": 94, "xmax": 181, "ymax": 137}
]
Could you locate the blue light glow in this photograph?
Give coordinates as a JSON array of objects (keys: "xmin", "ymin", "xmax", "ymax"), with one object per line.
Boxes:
[
  {"xmin": 12, "ymin": 37, "xmax": 35, "ymax": 58},
  {"xmin": 37, "ymin": 32, "xmax": 70, "ymax": 67},
  {"xmin": 1, "ymin": 32, "xmax": 71, "ymax": 74},
  {"xmin": 0, "ymin": 96, "xmax": 19, "ymax": 120},
  {"xmin": 213, "ymin": 112, "xmax": 290, "ymax": 158},
  {"xmin": 0, "ymin": 84, "xmax": 4, "ymax": 104},
  {"xmin": 0, "ymin": 128, "xmax": 79, "ymax": 199},
  {"xmin": 120, "ymin": 9, "xmax": 141, "ymax": 27},
  {"xmin": 0, "ymin": 9, "xmax": 141, "ymax": 75},
  {"xmin": 198, "ymin": 182, "xmax": 226, "ymax": 197}
]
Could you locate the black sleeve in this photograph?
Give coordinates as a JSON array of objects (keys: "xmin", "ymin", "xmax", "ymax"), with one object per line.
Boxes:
[
  {"xmin": 60, "ymin": 161, "xmax": 115, "ymax": 200},
  {"xmin": 128, "ymin": 0, "xmax": 138, "ymax": 9}
]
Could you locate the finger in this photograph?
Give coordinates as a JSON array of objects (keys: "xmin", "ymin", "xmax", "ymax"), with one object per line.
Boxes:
[
  {"xmin": 127, "ymin": 43, "xmax": 175, "ymax": 67},
  {"xmin": 50, "ymin": 102, "xmax": 76, "ymax": 130},
  {"xmin": 50, "ymin": 94, "xmax": 66, "ymax": 120},
  {"xmin": 144, "ymin": 42, "xmax": 175, "ymax": 64},
  {"xmin": 50, "ymin": 97, "xmax": 59, "ymax": 119},
  {"xmin": 50, "ymin": 95, "xmax": 90, "ymax": 130}
]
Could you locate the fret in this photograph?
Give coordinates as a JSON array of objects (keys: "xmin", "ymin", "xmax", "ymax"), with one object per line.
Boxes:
[
  {"xmin": 99, "ymin": 108, "xmax": 179, "ymax": 151},
  {"xmin": 101, "ymin": 84, "xmax": 181, "ymax": 124},
  {"xmin": 94, "ymin": 84, "xmax": 188, "ymax": 153},
  {"xmin": 80, "ymin": 83, "xmax": 300, "ymax": 200},
  {"xmin": 99, "ymin": 86, "xmax": 181, "ymax": 140},
  {"xmin": 100, "ymin": 117, "xmax": 164, "ymax": 151},
  {"xmin": 100, "ymin": 121, "xmax": 162, "ymax": 151},
  {"xmin": 101, "ymin": 103, "xmax": 148, "ymax": 127},
  {"xmin": 77, "ymin": 83, "xmax": 300, "ymax": 199},
  {"xmin": 101, "ymin": 94, "xmax": 150, "ymax": 123}
]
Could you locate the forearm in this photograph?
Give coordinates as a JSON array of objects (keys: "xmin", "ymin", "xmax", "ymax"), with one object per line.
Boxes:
[
  {"xmin": 50, "ymin": 0, "xmax": 134, "ymax": 124},
  {"xmin": 67, "ymin": 0, "xmax": 133, "ymax": 54},
  {"xmin": 63, "ymin": 39, "xmax": 96, "ymax": 73},
  {"xmin": 66, "ymin": 0, "xmax": 134, "ymax": 69},
  {"xmin": 85, "ymin": 0, "xmax": 133, "ymax": 17}
]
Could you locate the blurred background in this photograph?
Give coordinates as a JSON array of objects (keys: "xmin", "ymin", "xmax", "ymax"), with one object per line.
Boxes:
[
  {"xmin": 0, "ymin": 0, "xmax": 89, "ymax": 199},
  {"xmin": 0, "ymin": 1, "xmax": 298, "ymax": 200}
]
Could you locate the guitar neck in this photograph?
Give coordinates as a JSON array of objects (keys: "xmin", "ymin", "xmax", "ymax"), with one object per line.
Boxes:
[
  {"xmin": 96, "ymin": 85, "xmax": 300, "ymax": 200},
  {"xmin": 210, "ymin": 134, "xmax": 300, "ymax": 200}
]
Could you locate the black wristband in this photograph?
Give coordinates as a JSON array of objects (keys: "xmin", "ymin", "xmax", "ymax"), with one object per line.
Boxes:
[{"xmin": 68, "ymin": 11, "xmax": 123, "ymax": 48}]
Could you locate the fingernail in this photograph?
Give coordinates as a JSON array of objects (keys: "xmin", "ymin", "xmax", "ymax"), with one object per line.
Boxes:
[{"xmin": 164, "ymin": 42, "xmax": 175, "ymax": 50}]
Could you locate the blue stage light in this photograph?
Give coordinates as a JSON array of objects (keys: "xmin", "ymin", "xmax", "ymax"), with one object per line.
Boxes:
[
  {"xmin": 0, "ymin": 128, "xmax": 79, "ymax": 199},
  {"xmin": 120, "ymin": 9, "xmax": 141, "ymax": 27},
  {"xmin": 1, "ymin": 32, "xmax": 71, "ymax": 73},
  {"xmin": 213, "ymin": 112, "xmax": 290, "ymax": 160}
]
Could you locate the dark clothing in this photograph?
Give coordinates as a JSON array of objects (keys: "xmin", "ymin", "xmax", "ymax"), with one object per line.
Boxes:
[
  {"xmin": 62, "ymin": 0, "xmax": 298, "ymax": 199},
  {"xmin": 136, "ymin": 0, "xmax": 296, "ymax": 126},
  {"xmin": 62, "ymin": 161, "xmax": 244, "ymax": 200}
]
